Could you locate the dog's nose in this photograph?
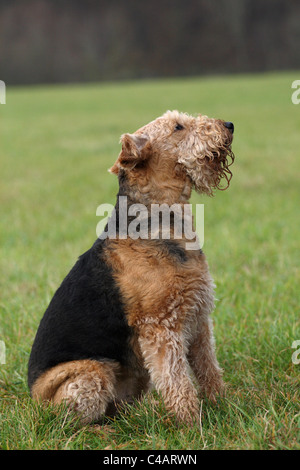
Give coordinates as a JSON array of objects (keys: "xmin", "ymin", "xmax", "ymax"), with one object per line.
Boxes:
[{"xmin": 224, "ymin": 121, "xmax": 234, "ymax": 133}]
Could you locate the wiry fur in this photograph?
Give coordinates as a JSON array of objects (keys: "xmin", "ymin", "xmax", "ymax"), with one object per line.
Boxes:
[{"xmin": 28, "ymin": 110, "xmax": 234, "ymax": 425}]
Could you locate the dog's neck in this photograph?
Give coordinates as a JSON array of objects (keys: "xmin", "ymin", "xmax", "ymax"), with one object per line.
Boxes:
[
  {"xmin": 109, "ymin": 171, "xmax": 196, "ymax": 244},
  {"xmin": 117, "ymin": 169, "xmax": 192, "ymax": 207}
]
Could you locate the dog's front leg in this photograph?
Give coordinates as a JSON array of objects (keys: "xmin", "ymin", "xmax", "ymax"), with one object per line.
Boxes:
[
  {"xmin": 138, "ymin": 324, "xmax": 200, "ymax": 425},
  {"xmin": 187, "ymin": 315, "xmax": 225, "ymax": 401}
]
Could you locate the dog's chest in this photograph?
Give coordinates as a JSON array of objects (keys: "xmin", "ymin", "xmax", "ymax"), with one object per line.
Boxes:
[{"xmin": 104, "ymin": 239, "xmax": 215, "ymax": 333}]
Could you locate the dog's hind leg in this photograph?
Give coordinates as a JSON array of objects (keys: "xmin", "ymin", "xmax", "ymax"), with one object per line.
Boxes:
[{"xmin": 31, "ymin": 359, "xmax": 119, "ymax": 424}]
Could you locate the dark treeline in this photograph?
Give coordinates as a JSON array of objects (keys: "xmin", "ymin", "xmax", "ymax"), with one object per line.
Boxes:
[{"xmin": 0, "ymin": 0, "xmax": 299, "ymax": 85}]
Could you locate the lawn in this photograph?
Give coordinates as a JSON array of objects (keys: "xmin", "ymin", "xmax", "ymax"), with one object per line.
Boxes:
[{"xmin": 0, "ymin": 72, "xmax": 299, "ymax": 450}]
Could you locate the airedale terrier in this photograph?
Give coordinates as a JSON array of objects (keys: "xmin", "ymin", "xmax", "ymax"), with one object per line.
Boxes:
[{"xmin": 28, "ymin": 110, "xmax": 234, "ymax": 425}]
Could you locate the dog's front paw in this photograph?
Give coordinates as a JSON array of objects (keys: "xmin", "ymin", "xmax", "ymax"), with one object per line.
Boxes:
[{"xmin": 202, "ymin": 376, "xmax": 226, "ymax": 402}]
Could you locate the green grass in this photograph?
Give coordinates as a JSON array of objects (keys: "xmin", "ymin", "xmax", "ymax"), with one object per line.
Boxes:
[{"xmin": 0, "ymin": 72, "xmax": 299, "ymax": 450}]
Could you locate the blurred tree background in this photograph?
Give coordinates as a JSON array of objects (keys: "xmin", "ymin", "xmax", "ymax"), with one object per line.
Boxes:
[{"xmin": 0, "ymin": 0, "xmax": 299, "ymax": 85}]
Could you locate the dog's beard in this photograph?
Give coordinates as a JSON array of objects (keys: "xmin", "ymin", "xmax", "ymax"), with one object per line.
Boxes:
[
  {"xmin": 206, "ymin": 146, "xmax": 235, "ymax": 192},
  {"xmin": 179, "ymin": 145, "xmax": 235, "ymax": 196}
]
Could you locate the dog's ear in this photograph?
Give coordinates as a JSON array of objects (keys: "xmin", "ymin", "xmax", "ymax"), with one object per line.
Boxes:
[{"xmin": 109, "ymin": 133, "xmax": 151, "ymax": 175}]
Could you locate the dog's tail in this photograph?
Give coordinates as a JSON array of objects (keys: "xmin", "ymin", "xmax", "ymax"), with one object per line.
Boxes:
[{"xmin": 30, "ymin": 359, "xmax": 119, "ymax": 402}]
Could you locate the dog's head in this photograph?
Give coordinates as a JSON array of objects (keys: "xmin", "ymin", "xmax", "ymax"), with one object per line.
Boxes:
[{"xmin": 110, "ymin": 110, "xmax": 234, "ymax": 200}]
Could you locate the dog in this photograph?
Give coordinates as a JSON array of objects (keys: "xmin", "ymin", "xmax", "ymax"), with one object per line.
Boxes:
[{"xmin": 28, "ymin": 110, "xmax": 234, "ymax": 425}]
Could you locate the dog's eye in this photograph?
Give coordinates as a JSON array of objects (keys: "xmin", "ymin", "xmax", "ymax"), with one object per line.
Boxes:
[{"xmin": 174, "ymin": 123, "xmax": 184, "ymax": 131}]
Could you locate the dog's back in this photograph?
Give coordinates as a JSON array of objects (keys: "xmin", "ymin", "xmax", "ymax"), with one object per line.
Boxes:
[{"xmin": 28, "ymin": 238, "xmax": 131, "ymax": 391}]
